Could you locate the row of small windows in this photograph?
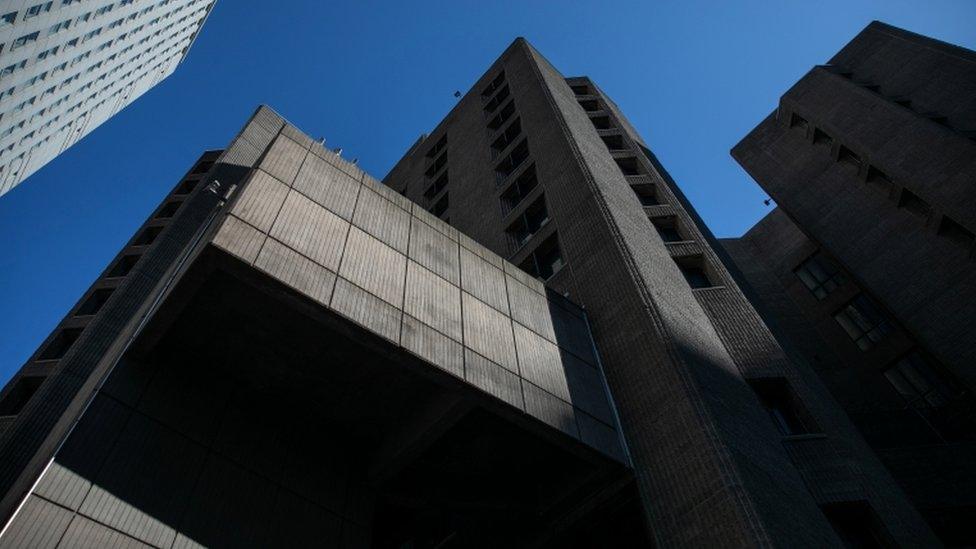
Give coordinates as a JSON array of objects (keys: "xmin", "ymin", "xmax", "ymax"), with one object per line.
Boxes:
[
  {"xmin": 422, "ymin": 133, "xmax": 449, "ymax": 221},
  {"xmin": 789, "ymin": 113, "xmax": 975, "ymax": 254}
]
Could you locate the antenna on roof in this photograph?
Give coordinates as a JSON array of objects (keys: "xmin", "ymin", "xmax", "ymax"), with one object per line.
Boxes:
[
  {"xmin": 333, "ymin": 147, "xmax": 342, "ymax": 156},
  {"xmin": 763, "ymin": 198, "xmax": 772, "ymax": 206},
  {"xmin": 453, "ymin": 90, "xmax": 461, "ymax": 98},
  {"xmin": 351, "ymin": 159, "xmax": 359, "ymax": 165}
]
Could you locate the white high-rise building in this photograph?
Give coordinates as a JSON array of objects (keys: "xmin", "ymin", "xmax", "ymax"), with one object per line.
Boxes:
[{"xmin": 0, "ymin": 0, "xmax": 215, "ymax": 197}]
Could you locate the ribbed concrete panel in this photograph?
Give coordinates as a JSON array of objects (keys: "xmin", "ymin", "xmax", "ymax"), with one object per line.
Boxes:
[
  {"xmin": 523, "ymin": 382, "xmax": 579, "ymax": 438},
  {"xmin": 461, "ymin": 292, "xmax": 518, "ymax": 374},
  {"xmin": 460, "ymin": 233, "xmax": 505, "ymax": 270},
  {"xmin": 562, "ymin": 350, "xmax": 615, "ymax": 425},
  {"xmin": 409, "ymin": 219, "xmax": 460, "ymax": 285},
  {"xmin": 507, "ymin": 277, "xmax": 556, "ymax": 341},
  {"xmin": 403, "ymin": 262, "xmax": 462, "ymax": 342},
  {"xmin": 259, "ymin": 135, "xmax": 307, "ymax": 185},
  {"xmin": 363, "ymin": 173, "xmax": 413, "ymax": 212},
  {"xmin": 459, "ymin": 246, "xmax": 509, "ymax": 315},
  {"xmin": 269, "ymin": 191, "xmax": 349, "ymax": 272},
  {"xmin": 292, "ymin": 153, "xmax": 361, "ymax": 220},
  {"xmin": 411, "ymin": 203, "xmax": 459, "ymax": 241},
  {"xmin": 338, "ymin": 228, "xmax": 406, "ymax": 308},
  {"xmin": 465, "ymin": 350, "xmax": 524, "ymax": 410},
  {"xmin": 0, "ymin": 495, "xmax": 73, "ymax": 549},
  {"xmin": 578, "ymin": 411, "xmax": 626, "ymax": 461},
  {"xmin": 280, "ymin": 124, "xmax": 316, "ymax": 151},
  {"xmin": 549, "ymin": 299, "xmax": 597, "ymax": 366},
  {"xmin": 58, "ymin": 514, "xmax": 154, "ymax": 549},
  {"xmin": 513, "ymin": 323, "xmax": 570, "ymax": 401},
  {"xmin": 254, "ymin": 238, "xmax": 336, "ymax": 307},
  {"xmin": 352, "ymin": 187, "xmax": 411, "ymax": 254},
  {"xmin": 331, "ymin": 278, "xmax": 402, "ymax": 344},
  {"xmin": 212, "ymin": 215, "xmax": 266, "ymax": 265},
  {"xmin": 401, "ymin": 315, "xmax": 465, "ymax": 378},
  {"xmin": 502, "ymin": 260, "xmax": 545, "ymax": 295},
  {"xmin": 230, "ymin": 170, "xmax": 289, "ymax": 233}
]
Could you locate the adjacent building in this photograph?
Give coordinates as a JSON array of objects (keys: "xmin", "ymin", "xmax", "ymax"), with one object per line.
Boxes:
[
  {"xmin": 725, "ymin": 21, "xmax": 976, "ymax": 546},
  {"xmin": 0, "ymin": 34, "xmax": 954, "ymax": 547},
  {"xmin": 0, "ymin": 0, "xmax": 215, "ymax": 198}
]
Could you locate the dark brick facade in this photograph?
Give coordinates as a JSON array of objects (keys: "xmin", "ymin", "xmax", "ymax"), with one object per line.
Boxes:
[{"xmin": 726, "ymin": 21, "xmax": 976, "ymax": 546}]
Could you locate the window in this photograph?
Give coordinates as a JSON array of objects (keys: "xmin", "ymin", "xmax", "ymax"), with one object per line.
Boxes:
[
  {"xmin": 424, "ymin": 151, "xmax": 447, "ymax": 178},
  {"xmin": 430, "ymin": 193, "xmax": 448, "ymax": 219},
  {"xmin": 11, "ymin": 31, "xmax": 40, "ymax": 51},
  {"xmin": 107, "ymin": 254, "xmax": 140, "ymax": 277},
  {"xmin": 590, "ymin": 115, "xmax": 613, "ymax": 130},
  {"xmin": 601, "ymin": 134, "xmax": 626, "ymax": 151},
  {"xmin": 632, "ymin": 184, "xmax": 660, "ymax": 206},
  {"xmin": 0, "ymin": 12, "xmax": 16, "ymax": 27},
  {"xmin": 486, "ymin": 100, "xmax": 516, "ymax": 131},
  {"xmin": 0, "ymin": 376, "xmax": 45, "ymax": 416},
  {"xmin": 490, "ymin": 118, "xmax": 522, "ymax": 156},
  {"xmin": 38, "ymin": 328, "xmax": 83, "ymax": 360},
  {"xmin": 579, "ymin": 98, "xmax": 599, "ymax": 112},
  {"xmin": 884, "ymin": 352, "xmax": 952, "ymax": 409},
  {"xmin": 506, "ymin": 195, "xmax": 549, "ymax": 247},
  {"xmin": 424, "ymin": 134, "xmax": 447, "ymax": 159},
  {"xmin": 794, "ymin": 252, "xmax": 845, "ymax": 300},
  {"xmin": 481, "ymin": 71, "xmax": 505, "ymax": 99},
  {"xmin": 76, "ymin": 288, "xmax": 114, "ymax": 316},
  {"xmin": 675, "ymin": 256, "xmax": 713, "ymax": 289},
  {"xmin": 518, "ymin": 232, "xmax": 563, "ymax": 280},
  {"xmin": 652, "ymin": 216, "xmax": 683, "ymax": 243},
  {"xmin": 897, "ymin": 188, "xmax": 930, "ymax": 218},
  {"xmin": 789, "ymin": 112, "xmax": 808, "ymax": 129},
  {"xmin": 749, "ymin": 378, "xmax": 817, "ymax": 435},
  {"xmin": 570, "ymin": 84, "xmax": 589, "ymax": 95},
  {"xmin": 494, "ymin": 138, "xmax": 528, "ymax": 182},
  {"xmin": 614, "ymin": 157, "xmax": 643, "ymax": 176},
  {"xmin": 483, "ymin": 84, "xmax": 510, "ymax": 114},
  {"xmin": 821, "ymin": 502, "xmax": 890, "ymax": 549},
  {"xmin": 24, "ymin": 2, "xmax": 53, "ymax": 19},
  {"xmin": 866, "ymin": 166, "xmax": 892, "ymax": 192},
  {"xmin": 155, "ymin": 201, "xmax": 181, "ymax": 219},
  {"xmin": 838, "ymin": 146, "xmax": 861, "ymax": 169},
  {"xmin": 938, "ymin": 216, "xmax": 975, "ymax": 249},
  {"xmin": 424, "ymin": 171, "xmax": 448, "ymax": 200},
  {"xmin": 834, "ymin": 294, "xmax": 893, "ymax": 351},
  {"xmin": 175, "ymin": 179, "xmax": 197, "ymax": 195},
  {"xmin": 499, "ymin": 164, "xmax": 538, "ymax": 214},
  {"xmin": 813, "ymin": 128, "xmax": 833, "ymax": 147},
  {"xmin": 134, "ymin": 225, "xmax": 163, "ymax": 246}
]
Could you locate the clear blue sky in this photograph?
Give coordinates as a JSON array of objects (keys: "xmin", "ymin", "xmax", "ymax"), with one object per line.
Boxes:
[{"xmin": 1, "ymin": 0, "xmax": 974, "ymax": 385}]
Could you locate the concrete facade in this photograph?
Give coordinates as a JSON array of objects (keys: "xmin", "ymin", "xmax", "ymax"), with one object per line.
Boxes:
[
  {"xmin": 0, "ymin": 0, "xmax": 215, "ymax": 197},
  {"xmin": 726, "ymin": 21, "xmax": 976, "ymax": 546}
]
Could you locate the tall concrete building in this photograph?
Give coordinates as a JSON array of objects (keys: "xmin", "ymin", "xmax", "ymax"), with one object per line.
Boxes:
[
  {"xmin": 0, "ymin": 37, "xmax": 946, "ymax": 547},
  {"xmin": 724, "ymin": 22, "xmax": 976, "ymax": 546},
  {"xmin": 0, "ymin": 0, "xmax": 215, "ymax": 197}
]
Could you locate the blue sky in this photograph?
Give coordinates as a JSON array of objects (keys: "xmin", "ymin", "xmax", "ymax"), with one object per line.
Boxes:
[{"xmin": 1, "ymin": 0, "xmax": 974, "ymax": 384}]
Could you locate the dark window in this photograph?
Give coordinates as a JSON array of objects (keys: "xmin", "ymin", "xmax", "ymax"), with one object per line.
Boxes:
[
  {"xmin": 570, "ymin": 84, "xmax": 589, "ymax": 95},
  {"xmin": 134, "ymin": 226, "xmax": 162, "ymax": 246},
  {"xmin": 174, "ymin": 179, "xmax": 197, "ymax": 195},
  {"xmin": 821, "ymin": 502, "xmax": 890, "ymax": 549},
  {"xmin": 614, "ymin": 157, "xmax": 643, "ymax": 176},
  {"xmin": 794, "ymin": 252, "xmax": 845, "ymax": 300},
  {"xmin": 486, "ymin": 100, "xmax": 516, "ymax": 131},
  {"xmin": 897, "ymin": 188, "xmax": 930, "ymax": 219},
  {"xmin": 884, "ymin": 352, "xmax": 952, "ymax": 409},
  {"xmin": 490, "ymin": 118, "xmax": 522, "ymax": 155},
  {"xmin": 927, "ymin": 114, "xmax": 950, "ymax": 127},
  {"xmin": 424, "ymin": 151, "xmax": 448, "ymax": 178},
  {"xmin": 38, "ymin": 328, "xmax": 83, "ymax": 361},
  {"xmin": 506, "ymin": 195, "xmax": 549, "ymax": 248},
  {"xmin": 838, "ymin": 146, "xmax": 861, "ymax": 169},
  {"xmin": 155, "ymin": 201, "xmax": 182, "ymax": 219},
  {"xmin": 749, "ymin": 378, "xmax": 817, "ymax": 435},
  {"xmin": 107, "ymin": 254, "xmax": 140, "ymax": 278},
  {"xmin": 191, "ymin": 160, "xmax": 214, "ymax": 175},
  {"xmin": 893, "ymin": 97, "xmax": 912, "ymax": 109},
  {"xmin": 0, "ymin": 376, "xmax": 45, "ymax": 416},
  {"xmin": 834, "ymin": 294, "xmax": 894, "ymax": 351},
  {"xmin": 590, "ymin": 115, "xmax": 613, "ymax": 130},
  {"xmin": 652, "ymin": 216, "xmax": 683, "ymax": 243},
  {"xmin": 494, "ymin": 139, "xmax": 529, "ymax": 182},
  {"xmin": 481, "ymin": 71, "xmax": 505, "ymax": 99},
  {"xmin": 632, "ymin": 184, "xmax": 661, "ymax": 206},
  {"xmin": 866, "ymin": 166, "xmax": 892, "ymax": 192},
  {"xmin": 424, "ymin": 171, "xmax": 448, "ymax": 200},
  {"xmin": 76, "ymin": 288, "xmax": 114, "ymax": 316},
  {"xmin": 938, "ymin": 216, "xmax": 975, "ymax": 249},
  {"xmin": 518, "ymin": 232, "xmax": 563, "ymax": 280},
  {"xmin": 499, "ymin": 164, "xmax": 538, "ymax": 214},
  {"xmin": 601, "ymin": 134, "xmax": 626, "ymax": 151},
  {"xmin": 579, "ymin": 99, "xmax": 600, "ymax": 112},
  {"xmin": 789, "ymin": 112, "xmax": 808, "ymax": 129},
  {"xmin": 813, "ymin": 128, "xmax": 833, "ymax": 147},
  {"xmin": 483, "ymin": 85, "xmax": 510, "ymax": 114},
  {"xmin": 863, "ymin": 83, "xmax": 881, "ymax": 93},
  {"xmin": 676, "ymin": 256, "xmax": 713, "ymax": 289},
  {"xmin": 430, "ymin": 193, "xmax": 448, "ymax": 219},
  {"xmin": 424, "ymin": 134, "xmax": 447, "ymax": 159}
]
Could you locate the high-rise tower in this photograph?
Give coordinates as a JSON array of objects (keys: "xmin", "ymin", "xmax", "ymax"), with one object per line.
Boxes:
[{"xmin": 0, "ymin": 0, "xmax": 215, "ymax": 197}]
